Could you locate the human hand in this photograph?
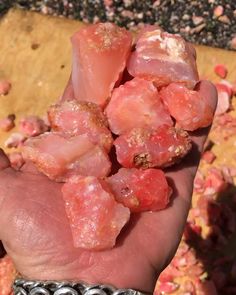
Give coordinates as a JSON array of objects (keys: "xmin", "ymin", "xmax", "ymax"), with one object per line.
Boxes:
[{"xmin": 0, "ymin": 80, "xmax": 217, "ymax": 294}]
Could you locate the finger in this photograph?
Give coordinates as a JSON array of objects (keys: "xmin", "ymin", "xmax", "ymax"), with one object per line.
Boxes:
[
  {"xmin": 60, "ymin": 74, "xmax": 75, "ymax": 102},
  {"xmin": 187, "ymin": 42, "xmax": 197, "ymax": 60},
  {"xmin": 182, "ymin": 80, "xmax": 218, "ymax": 175},
  {"xmin": 0, "ymin": 149, "xmax": 10, "ymax": 170},
  {"xmin": 191, "ymin": 80, "xmax": 218, "ymax": 147}
]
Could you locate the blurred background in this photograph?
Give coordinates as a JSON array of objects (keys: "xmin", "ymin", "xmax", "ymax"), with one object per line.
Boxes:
[
  {"xmin": 0, "ymin": 1, "xmax": 236, "ymax": 295},
  {"xmin": 1, "ymin": 0, "xmax": 235, "ymax": 50}
]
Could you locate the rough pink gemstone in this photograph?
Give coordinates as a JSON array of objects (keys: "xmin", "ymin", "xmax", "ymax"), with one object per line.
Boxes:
[
  {"xmin": 107, "ymin": 168, "xmax": 171, "ymax": 212},
  {"xmin": 0, "ymin": 114, "xmax": 15, "ymax": 132},
  {"xmin": 48, "ymin": 100, "xmax": 113, "ymax": 152},
  {"xmin": 71, "ymin": 23, "xmax": 132, "ymax": 107},
  {"xmin": 114, "ymin": 126, "xmax": 192, "ymax": 168},
  {"xmin": 127, "ymin": 26, "xmax": 199, "ymax": 88},
  {"xmin": 215, "ymin": 83, "xmax": 231, "ymax": 115},
  {"xmin": 0, "ymin": 79, "xmax": 11, "ymax": 95},
  {"xmin": 22, "ymin": 132, "xmax": 111, "ymax": 181},
  {"xmin": 105, "ymin": 77, "xmax": 173, "ymax": 135},
  {"xmin": 62, "ymin": 175, "xmax": 130, "ymax": 250},
  {"xmin": 160, "ymin": 83, "xmax": 215, "ymax": 131}
]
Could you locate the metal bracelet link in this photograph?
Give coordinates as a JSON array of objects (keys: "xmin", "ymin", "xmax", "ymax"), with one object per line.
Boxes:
[{"xmin": 13, "ymin": 279, "xmax": 145, "ymax": 295}]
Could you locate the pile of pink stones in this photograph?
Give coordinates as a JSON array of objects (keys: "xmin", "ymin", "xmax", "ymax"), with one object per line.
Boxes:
[{"xmin": 19, "ymin": 23, "xmax": 216, "ymax": 250}]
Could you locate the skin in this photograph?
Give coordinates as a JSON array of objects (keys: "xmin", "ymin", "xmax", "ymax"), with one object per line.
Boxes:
[{"xmin": 0, "ymin": 80, "xmax": 217, "ymax": 294}]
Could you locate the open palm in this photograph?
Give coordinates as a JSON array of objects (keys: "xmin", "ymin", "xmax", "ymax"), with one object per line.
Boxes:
[{"xmin": 0, "ymin": 81, "xmax": 217, "ymax": 294}]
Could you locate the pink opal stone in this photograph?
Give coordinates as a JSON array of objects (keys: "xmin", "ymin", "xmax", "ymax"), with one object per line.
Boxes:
[
  {"xmin": 107, "ymin": 168, "xmax": 171, "ymax": 212},
  {"xmin": 127, "ymin": 26, "xmax": 199, "ymax": 88},
  {"xmin": 0, "ymin": 79, "xmax": 11, "ymax": 95},
  {"xmin": 114, "ymin": 126, "xmax": 192, "ymax": 168},
  {"xmin": 71, "ymin": 23, "xmax": 132, "ymax": 107},
  {"xmin": 48, "ymin": 100, "xmax": 113, "ymax": 152},
  {"xmin": 105, "ymin": 77, "xmax": 172, "ymax": 135},
  {"xmin": 22, "ymin": 132, "xmax": 111, "ymax": 181},
  {"xmin": 0, "ymin": 114, "xmax": 15, "ymax": 132},
  {"xmin": 62, "ymin": 175, "xmax": 130, "ymax": 250},
  {"xmin": 160, "ymin": 83, "xmax": 215, "ymax": 131}
]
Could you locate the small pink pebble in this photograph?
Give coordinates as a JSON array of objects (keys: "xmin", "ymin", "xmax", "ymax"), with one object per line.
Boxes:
[
  {"xmin": 19, "ymin": 115, "xmax": 49, "ymax": 137},
  {"xmin": 158, "ymin": 281, "xmax": 179, "ymax": 294},
  {"xmin": 0, "ymin": 256, "xmax": 16, "ymax": 295},
  {"xmin": 218, "ymin": 80, "xmax": 233, "ymax": 96},
  {"xmin": 4, "ymin": 133, "xmax": 26, "ymax": 148},
  {"xmin": 204, "ymin": 168, "xmax": 227, "ymax": 195},
  {"xmin": 158, "ymin": 272, "xmax": 174, "ymax": 283},
  {"xmin": 0, "ymin": 79, "xmax": 11, "ymax": 95},
  {"xmin": 213, "ymin": 5, "xmax": 224, "ymax": 17},
  {"xmin": 189, "ymin": 222, "xmax": 202, "ymax": 235},
  {"xmin": 62, "ymin": 175, "xmax": 130, "ymax": 250},
  {"xmin": 0, "ymin": 114, "xmax": 15, "ymax": 132},
  {"xmin": 215, "ymin": 92, "xmax": 230, "ymax": 115},
  {"xmin": 103, "ymin": 0, "xmax": 112, "ymax": 6},
  {"xmin": 214, "ymin": 64, "xmax": 228, "ymax": 79},
  {"xmin": 192, "ymin": 15, "xmax": 204, "ymax": 26},
  {"xmin": 194, "ymin": 170, "xmax": 205, "ymax": 193},
  {"xmin": 202, "ymin": 150, "xmax": 216, "ymax": 164},
  {"xmin": 8, "ymin": 152, "xmax": 25, "ymax": 170}
]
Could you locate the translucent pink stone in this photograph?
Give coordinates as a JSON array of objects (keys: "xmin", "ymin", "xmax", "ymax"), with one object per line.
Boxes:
[
  {"xmin": 62, "ymin": 175, "xmax": 130, "ymax": 250},
  {"xmin": 114, "ymin": 126, "xmax": 192, "ymax": 168},
  {"xmin": 22, "ymin": 133, "xmax": 111, "ymax": 181},
  {"xmin": 127, "ymin": 26, "xmax": 199, "ymax": 88},
  {"xmin": 71, "ymin": 23, "xmax": 132, "ymax": 107},
  {"xmin": 107, "ymin": 168, "xmax": 171, "ymax": 212},
  {"xmin": 160, "ymin": 83, "xmax": 215, "ymax": 131},
  {"xmin": 48, "ymin": 100, "xmax": 113, "ymax": 151},
  {"xmin": 105, "ymin": 77, "xmax": 172, "ymax": 135}
]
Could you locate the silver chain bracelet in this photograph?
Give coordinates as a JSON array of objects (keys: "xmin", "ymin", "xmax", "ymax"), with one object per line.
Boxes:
[{"xmin": 13, "ymin": 278, "xmax": 147, "ymax": 295}]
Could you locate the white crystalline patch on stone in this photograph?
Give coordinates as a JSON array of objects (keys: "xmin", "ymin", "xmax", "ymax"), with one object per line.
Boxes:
[
  {"xmin": 143, "ymin": 30, "xmax": 163, "ymax": 42},
  {"xmin": 87, "ymin": 184, "xmax": 95, "ymax": 192},
  {"xmin": 137, "ymin": 30, "xmax": 185, "ymax": 63},
  {"xmin": 160, "ymin": 37, "xmax": 185, "ymax": 60}
]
